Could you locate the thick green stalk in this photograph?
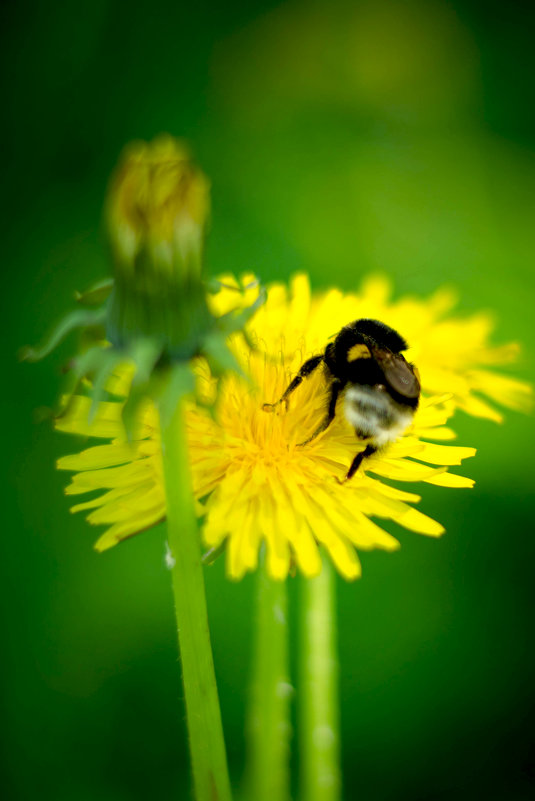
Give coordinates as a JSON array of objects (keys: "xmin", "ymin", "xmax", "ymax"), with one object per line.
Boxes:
[
  {"xmin": 299, "ymin": 554, "xmax": 341, "ymax": 801},
  {"xmin": 247, "ymin": 558, "xmax": 291, "ymax": 801},
  {"xmin": 159, "ymin": 399, "xmax": 232, "ymax": 801}
]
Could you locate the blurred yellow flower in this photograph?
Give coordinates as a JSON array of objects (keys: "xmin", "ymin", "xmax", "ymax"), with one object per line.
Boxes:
[{"xmin": 56, "ymin": 274, "xmax": 530, "ymax": 580}]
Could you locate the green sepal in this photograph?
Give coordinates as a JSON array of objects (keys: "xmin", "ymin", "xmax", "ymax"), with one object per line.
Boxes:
[
  {"xmin": 121, "ymin": 381, "xmax": 151, "ymax": 442},
  {"xmin": 61, "ymin": 345, "xmax": 112, "ymax": 412},
  {"xmin": 88, "ymin": 350, "xmax": 126, "ymax": 422},
  {"xmin": 216, "ymin": 285, "xmax": 266, "ymax": 336},
  {"xmin": 155, "ymin": 363, "xmax": 196, "ymax": 430},
  {"xmin": 203, "ymin": 278, "xmax": 260, "ymax": 295},
  {"xmin": 202, "ymin": 541, "xmax": 227, "ymax": 566},
  {"xmin": 120, "ymin": 340, "xmax": 164, "ymax": 440},
  {"xmin": 202, "ymin": 331, "xmax": 245, "ymax": 378},
  {"xmin": 195, "ymin": 393, "xmax": 218, "ymax": 423},
  {"xmin": 204, "ymin": 278, "xmax": 228, "ymax": 295},
  {"xmin": 75, "ymin": 278, "xmax": 114, "ymax": 306},
  {"xmin": 20, "ymin": 307, "xmax": 107, "ymax": 362},
  {"xmin": 204, "ymin": 277, "xmax": 259, "ymax": 294},
  {"xmin": 129, "ymin": 339, "xmax": 164, "ymax": 384}
]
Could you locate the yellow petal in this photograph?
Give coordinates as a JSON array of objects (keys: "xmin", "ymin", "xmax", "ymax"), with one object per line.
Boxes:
[
  {"xmin": 64, "ymin": 461, "xmax": 152, "ymax": 494},
  {"xmin": 396, "ymin": 508, "xmax": 444, "ymax": 537},
  {"xmin": 410, "ymin": 441, "xmax": 476, "ymax": 466},
  {"xmin": 94, "ymin": 507, "xmax": 165, "ymax": 551},
  {"xmin": 458, "ymin": 394, "xmax": 504, "ymax": 422},
  {"xmin": 424, "ymin": 472, "xmax": 475, "ymax": 488},
  {"xmin": 58, "ymin": 443, "xmax": 138, "ymax": 471}
]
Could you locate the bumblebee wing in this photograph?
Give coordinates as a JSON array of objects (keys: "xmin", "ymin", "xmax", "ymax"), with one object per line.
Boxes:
[{"xmin": 370, "ymin": 346, "xmax": 420, "ymax": 398}]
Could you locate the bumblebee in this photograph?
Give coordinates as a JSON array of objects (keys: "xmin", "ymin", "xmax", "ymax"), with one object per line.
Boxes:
[{"xmin": 264, "ymin": 319, "xmax": 420, "ymax": 481}]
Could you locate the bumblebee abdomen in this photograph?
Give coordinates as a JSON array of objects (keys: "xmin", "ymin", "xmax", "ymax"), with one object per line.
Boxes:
[{"xmin": 344, "ymin": 384, "xmax": 415, "ymax": 446}]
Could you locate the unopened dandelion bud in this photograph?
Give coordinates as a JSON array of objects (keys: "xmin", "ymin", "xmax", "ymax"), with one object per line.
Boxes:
[{"xmin": 106, "ymin": 135, "xmax": 211, "ymax": 357}]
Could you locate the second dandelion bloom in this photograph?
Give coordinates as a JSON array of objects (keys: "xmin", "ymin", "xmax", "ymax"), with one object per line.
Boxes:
[{"xmin": 56, "ymin": 274, "xmax": 531, "ymax": 580}]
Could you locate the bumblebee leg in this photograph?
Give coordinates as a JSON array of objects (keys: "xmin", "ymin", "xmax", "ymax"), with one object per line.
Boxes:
[
  {"xmin": 343, "ymin": 444, "xmax": 377, "ymax": 482},
  {"xmin": 298, "ymin": 378, "xmax": 343, "ymax": 446},
  {"xmin": 263, "ymin": 354, "xmax": 323, "ymax": 411}
]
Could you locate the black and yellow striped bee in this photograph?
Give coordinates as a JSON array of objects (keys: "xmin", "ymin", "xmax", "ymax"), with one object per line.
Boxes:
[{"xmin": 264, "ymin": 319, "xmax": 421, "ymax": 480}]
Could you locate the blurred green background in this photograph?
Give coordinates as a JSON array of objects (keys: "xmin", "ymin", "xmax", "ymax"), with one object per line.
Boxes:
[{"xmin": 3, "ymin": 0, "xmax": 535, "ymax": 798}]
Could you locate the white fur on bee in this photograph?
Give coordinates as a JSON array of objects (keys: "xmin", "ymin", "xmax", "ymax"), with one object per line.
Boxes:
[{"xmin": 343, "ymin": 385, "xmax": 414, "ymax": 446}]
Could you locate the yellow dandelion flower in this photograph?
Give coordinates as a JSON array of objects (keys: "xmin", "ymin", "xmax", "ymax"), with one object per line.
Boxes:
[
  {"xmin": 340, "ymin": 275, "xmax": 532, "ymax": 422},
  {"xmin": 56, "ymin": 274, "xmax": 529, "ymax": 580}
]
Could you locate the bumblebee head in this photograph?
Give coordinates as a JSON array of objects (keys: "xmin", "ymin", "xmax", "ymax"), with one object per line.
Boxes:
[{"xmin": 353, "ymin": 319, "xmax": 408, "ymax": 354}]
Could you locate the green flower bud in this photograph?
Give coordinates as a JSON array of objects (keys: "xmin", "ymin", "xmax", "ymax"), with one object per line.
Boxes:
[{"xmin": 106, "ymin": 135, "xmax": 211, "ymax": 357}]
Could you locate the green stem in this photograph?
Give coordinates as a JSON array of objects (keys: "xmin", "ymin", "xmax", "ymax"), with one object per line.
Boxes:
[
  {"xmin": 247, "ymin": 556, "xmax": 291, "ymax": 801},
  {"xmin": 299, "ymin": 553, "xmax": 341, "ymax": 801},
  {"xmin": 159, "ymin": 399, "xmax": 232, "ymax": 801}
]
